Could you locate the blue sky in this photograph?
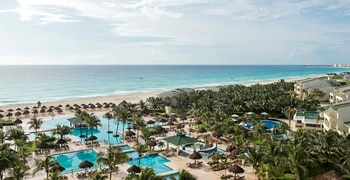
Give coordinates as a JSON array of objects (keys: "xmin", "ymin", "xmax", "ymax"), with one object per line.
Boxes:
[{"xmin": 0, "ymin": 0, "xmax": 349, "ymax": 65}]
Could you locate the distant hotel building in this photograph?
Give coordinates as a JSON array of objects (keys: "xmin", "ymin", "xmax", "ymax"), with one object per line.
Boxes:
[{"xmin": 334, "ymin": 64, "xmax": 350, "ymax": 67}]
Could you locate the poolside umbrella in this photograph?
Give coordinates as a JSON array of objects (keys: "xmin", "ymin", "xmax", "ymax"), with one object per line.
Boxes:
[
  {"xmin": 87, "ymin": 135, "xmax": 97, "ymax": 141},
  {"xmin": 189, "ymin": 151, "xmax": 202, "ymax": 164},
  {"xmin": 13, "ymin": 119, "xmax": 23, "ymax": 125},
  {"xmin": 79, "ymin": 160, "xmax": 93, "ymax": 173},
  {"xmin": 125, "ymin": 130, "xmax": 135, "ymax": 137},
  {"xmin": 56, "ymin": 138, "xmax": 67, "ymax": 145},
  {"xmin": 37, "ymin": 141, "xmax": 49, "ymax": 149},
  {"xmin": 228, "ymin": 164, "xmax": 244, "ymax": 179},
  {"xmin": 50, "ymin": 164, "xmax": 65, "ymax": 172},
  {"xmin": 127, "ymin": 165, "xmax": 141, "ymax": 173},
  {"xmin": 198, "ymin": 127, "xmax": 207, "ymax": 133}
]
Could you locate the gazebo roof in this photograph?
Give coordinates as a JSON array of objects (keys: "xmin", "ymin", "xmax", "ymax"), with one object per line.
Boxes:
[
  {"xmin": 162, "ymin": 132, "xmax": 198, "ymax": 146},
  {"xmin": 67, "ymin": 117, "xmax": 83, "ymax": 125},
  {"xmin": 273, "ymin": 134, "xmax": 293, "ymax": 141}
]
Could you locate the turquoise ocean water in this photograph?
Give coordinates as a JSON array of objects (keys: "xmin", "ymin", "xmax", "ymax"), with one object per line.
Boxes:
[{"xmin": 0, "ymin": 65, "xmax": 348, "ymax": 106}]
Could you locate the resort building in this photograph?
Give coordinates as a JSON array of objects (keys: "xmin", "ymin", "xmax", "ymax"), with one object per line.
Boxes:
[
  {"xmin": 329, "ymin": 85, "xmax": 350, "ymax": 103},
  {"xmin": 322, "ymin": 101, "xmax": 350, "ymax": 134},
  {"xmin": 293, "ymin": 111, "xmax": 323, "ymax": 129},
  {"xmin": 294, "ymin": 78, "xmax": 335, "ymax": 101}
]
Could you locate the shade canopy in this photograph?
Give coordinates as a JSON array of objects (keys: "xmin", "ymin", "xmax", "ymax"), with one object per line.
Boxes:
[
  {"xmin": 79, "ymin": 160, "xmax": 93, "ymax": 168},
  {"xmin": 36, "ymin": 141, "xmax": 49, "ymax": 149},
  {"xmin": 189, "ymin": 151, "xmax": 202, "ymax": 160},
  {"xmin": 228, "ymin": 164, "xmax": 244, "ymax": 174},
  {"xmin": 13, "ymin": 119, "xmax": 23, "ymax": 124},
  {"xmin": 50, "ymin": 165, "xmax": 66, "ymax": 172},
  {"xmin": 85, "ymin": 135, "xmax": 97, "ymax": 141},
  {"xmin": 198, "ymin": 127, "xmax": 207, "ymax": 133},
  {"xmin": 127, "ymin": 165, "xmax": 141, "ymax": 173},
  {"xmin": 162, "ymin": 132, "xmax": 198, "ymax": 146},
  {"xmin": 125, "ymin": 131, "xmax": 136, "ymax": 136},
  {"xmin": 56, "ymin": 138, "xmax": 67, "ymax": 144}
]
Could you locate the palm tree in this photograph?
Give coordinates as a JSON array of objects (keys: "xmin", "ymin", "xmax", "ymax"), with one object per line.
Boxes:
[
  {"xmin": 157, "ymin": 141, "xmax": 165, "ymax": 151},
  {"xmin": 124, "ymin": 167, "xmax": 165, "ymax": 180},
  {"xmin": 89, "ymin": 170, "xmax": 108, "ymax": 180},
  {"xmin": 284, "ymin": 106, "xmax": 296, "ymax": 127},
  {"xmin": 114, "ymin": 106, "xmax": 131, "ymax": 141},
  {"xmin": 284, "ymin": 139, "xmax": 316, "ymax": 180},
  {"xmin": 0, "ymin": 143, "xmax": 18, "ymax": 180},
  {"xmin": 96, "ymin": 146, "xmax": 128, "ymax": 180},
  {"xmin": 87, "ymin": 114, "xmax": 102, "ymax": 136},
  {"xmin": 53, "ymin": 125, "xmax": 71, "ymax": 139},
  {"xmin": 28, "ymin": 116, "xmax": 43, "ymax": 140},
  {"xmin": 0, "ymin": 131, "xmax": 5, "ymax": 144},
  {"xmin": 177, "ymin": 169, "xmax": 196, "ymax": 180},
  {"xmin": 103, "ymin": 112, "xmax": 114, "ymax": 134},
  {"xmin": 75, "ymin": 109, "xmax": 88, "ymax": 138},
  {"xmin": 242, "ymin": 146, "xmax": 264, "ymax": 173},
  {"xmin": 32, "ymin": 155, "xmax": 59, "ymax": 180},
  {"xmin": 134, "ymin": 142, "xmax": 147, "ymax": 167},
  {"xmin": 5, "ymin": 129, "xmax": 27, "ymax": 151},
  {"xmin": 48, "ymin": 171, "xmax": 61, "ymax": 180},
  {"xmin": 6, "ymin": 163, "xmax": 30, "ymax": 180}
]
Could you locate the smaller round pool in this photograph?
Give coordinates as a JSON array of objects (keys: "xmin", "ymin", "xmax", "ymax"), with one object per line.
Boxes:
[
  {"xmin": 261, "ymin": 120, "xmax": 280, "ymax": 129},
  {"xmin": 245, "ymin": 120, "xmax": 280, "ymax": 129}
]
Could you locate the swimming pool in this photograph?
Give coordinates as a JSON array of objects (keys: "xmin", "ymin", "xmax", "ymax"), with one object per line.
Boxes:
[
  {"xmin": 127, "ymin": 153, "xmax": 173, "ymax": 174},
  {"xmin": 118, "ymin": 145, "xmax": 133, "ymax": 151},
  {"xmin": 34, "ymin": 116, "xmax": 132, "ymax": 144},
  {"xmin": 165, "ymin": 173, "xmax": 179, "ymax": 180},
  {"xmin": 53, "ymin": 149, "xmax": 100, "ymax": 174},
  {"xmin": 245, "ymin": 120, "xmax": 280, "ymax": 129}
]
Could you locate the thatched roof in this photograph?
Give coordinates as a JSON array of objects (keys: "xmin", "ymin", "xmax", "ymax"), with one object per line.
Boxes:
[{"xmin": 312, "ymin": 170, "xmax": 344, "ymax": 180}]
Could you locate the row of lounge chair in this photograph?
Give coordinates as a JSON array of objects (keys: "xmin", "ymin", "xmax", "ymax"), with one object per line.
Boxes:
[
  {"xmin": 86, "ymin": 141, "xmax": 100, "ymax": 147},
  {"xmin": 186, "ymin": 161, "xmax": 203, "ymax": 168}
]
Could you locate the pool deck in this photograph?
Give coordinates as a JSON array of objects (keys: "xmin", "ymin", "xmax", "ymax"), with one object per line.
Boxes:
[{"xmin": 11, "ymin": 110, "xmax": 258, "ymax": 180}]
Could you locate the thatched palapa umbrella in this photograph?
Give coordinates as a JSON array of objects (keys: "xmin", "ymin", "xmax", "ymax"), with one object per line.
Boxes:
[
  {"xmin": 127, "ymin": 165, "xmax": 141, "ymax": 173},
  {"xmin": 50, "ymin": 164, "xmax": 66, "ymax": 172},
  {"xmin": 13, "ymin": 119, "xmax": 23, "ymax": 125},
  {"xmin": 189, "ymin": 151, "xmax": 202, "ymax": 164},
  {"xmin": 79, "ymin": 160, "xmax": 93, "ymax": 174},
  {"xmin": 228, "ymin": 164, "xmax": 244, "ymax": 180},
  {"xmin": 36, "ymin": 141, "xmax": 49, "ymax": 149},
  {"xmin": 198, "ymin": 127, "xmax": 207, "ymax": 133}
]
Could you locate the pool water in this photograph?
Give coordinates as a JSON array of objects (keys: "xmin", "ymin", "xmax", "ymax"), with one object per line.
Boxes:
[
  {"xmin": 53, "ymin": 149, "xmax": 100, "ymax": 174},
  {"xmin": 165, "ymin": 173, "xmax": 179, "ymax": 180},
  {"xmin": 128, "ymin": 154, "xmax": 172, "ymax": 174},
  {"xmin": 119, "ymin": 145, "xmax": 133, "ymax": 151},
  {"xmin": 261, "ymin": 120, "xmax": 280, "ymax": 129},
  {"xmin": 33, "ymin": 116, "xmax": 133, "ymax": 144},
  {"xmin": 125, "ymin": 151, "xmax": 139, "ymax": 159},
  {"xmin": 245, "ymin": 120, "xmax": 280, "ymax": 129}
]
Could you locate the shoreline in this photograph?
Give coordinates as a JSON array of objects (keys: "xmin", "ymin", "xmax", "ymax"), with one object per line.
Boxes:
[{"xmin": 0, "ymin": 75, "xmax": 322, "ymax": 111}]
